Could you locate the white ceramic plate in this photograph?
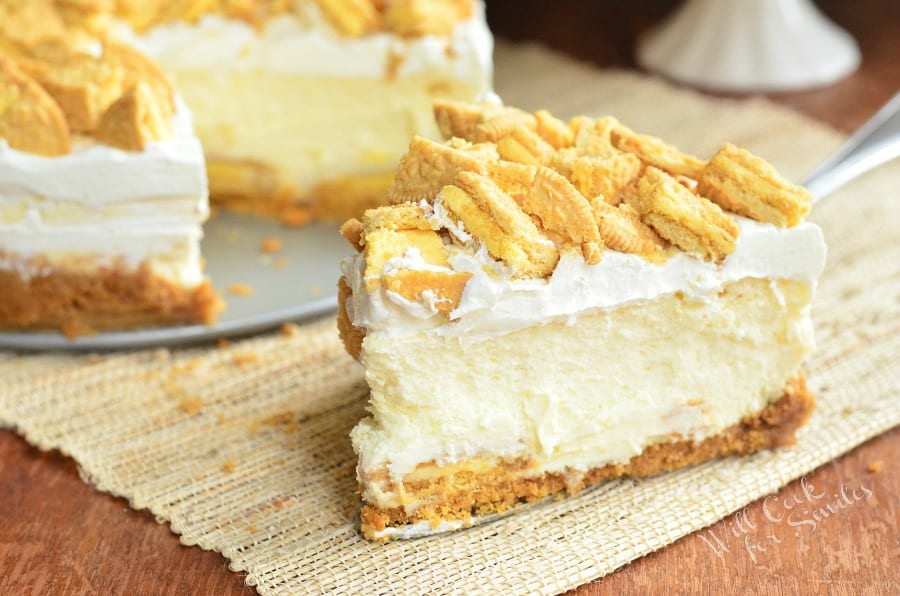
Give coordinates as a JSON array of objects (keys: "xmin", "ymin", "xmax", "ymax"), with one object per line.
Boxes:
[{"xmin": 0, "ymin": 212, "xmax": 348, "ymax": 351}]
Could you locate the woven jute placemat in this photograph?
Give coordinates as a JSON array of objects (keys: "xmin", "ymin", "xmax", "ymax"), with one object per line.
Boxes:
[{"xmin": 2, "ymin": 43, "xmax": 898, "ymax": 595}]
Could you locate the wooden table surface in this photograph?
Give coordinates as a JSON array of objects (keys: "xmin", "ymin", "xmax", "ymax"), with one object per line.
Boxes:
[{"xmin": 2, "ymin": 2, "xmax": 898, "ymax": 594}]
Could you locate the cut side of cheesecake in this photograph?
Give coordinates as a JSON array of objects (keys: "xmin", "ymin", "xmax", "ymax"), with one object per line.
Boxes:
[
  {"xmin": 0, "ymin": 7, "xmax": 219, "ymax": 336},
  {"xmin": 115, "ymin": 0, "xmax": 493, "ymax": 224},
  {"xmin": 338, "ymin": 101, "xmax": 827, "ymax": 540}
]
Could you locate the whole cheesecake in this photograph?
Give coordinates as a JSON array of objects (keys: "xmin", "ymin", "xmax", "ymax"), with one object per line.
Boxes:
[
  {"xmin": 338, "ymin": 101, "xmax": 827, "ymax": 540},
  {"xmin": 115, "ymin": 0, "xmax": 493, "ymax": 223},
  {"xmin": 0, "ymin": 0, "xmax": 492, "ymax": 334}
]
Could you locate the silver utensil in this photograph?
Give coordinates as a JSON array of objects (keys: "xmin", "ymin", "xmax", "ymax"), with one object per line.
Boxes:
[{"xmin": 804, "ymin": 91, "xmax": 900, "ymax": 202}]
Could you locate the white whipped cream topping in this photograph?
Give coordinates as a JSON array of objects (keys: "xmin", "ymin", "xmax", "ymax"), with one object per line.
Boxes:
[
  {"xmin": 117, "ymin": 2, "xmax": 493, "ymax": 81},
  {"xmin": 0, "ymin": 99, "xmax": 208, "ymax": 286},
  {"xmin": 343, "ymin": 217, "xmax": 828, "ymax": 339}
]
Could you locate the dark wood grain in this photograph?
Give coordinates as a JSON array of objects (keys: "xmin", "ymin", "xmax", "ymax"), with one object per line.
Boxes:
[{"xmin": 2, "ymin": 2, "xmax": 899, "ymax": 594}]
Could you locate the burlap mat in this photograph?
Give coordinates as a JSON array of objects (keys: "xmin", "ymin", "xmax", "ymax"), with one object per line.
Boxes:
[{"xmin": 2, "ymin": 43, "xmax": 899, "ymax": 595}]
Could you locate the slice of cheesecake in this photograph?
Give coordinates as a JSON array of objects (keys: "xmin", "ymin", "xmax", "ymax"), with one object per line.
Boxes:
[
  {"xmin": 338, "ymin": 101, "xmax": 827, "ymax": 540},
  {"xmin": 0, "ymin": 9, "xmax": 218, "ymax": 336},
  {"xmin": 115, "ymin": 0, "xmax": 493, "ymax": 223}
]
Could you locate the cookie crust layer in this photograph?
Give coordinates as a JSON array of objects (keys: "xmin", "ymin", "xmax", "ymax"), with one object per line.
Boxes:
[
  {"xmin": 0, "ymin": 260, "xmax": 221, "ymax": 337},
  {"xmin": 359, "ymin": 374, "xmax": 814, "ymax": 541}
]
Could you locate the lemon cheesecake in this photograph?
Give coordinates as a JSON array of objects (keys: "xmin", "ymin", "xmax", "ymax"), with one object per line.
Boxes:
[
  {"xmin": 0, "ymin": 5, "xmax": 218, "ymax": 335},
  {"xmin": 338, "ymin": 101, "xmax": 827, "ymax": 540},
  {"xmin": 115, "ymin": 0, "xmax": 494, "ymax": 223}
]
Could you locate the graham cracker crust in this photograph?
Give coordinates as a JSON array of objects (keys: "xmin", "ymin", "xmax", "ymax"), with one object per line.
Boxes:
[
  {"xmin": 0, "ymin": 261, "xmax": 222, "ymax": 337},
  {"xmin": 359, "ymin": 373, "xmax": 815, "ymax": 540},
  {"xmin": 208, "ymin": 158, "xmax": 394, "ymax": 226}
]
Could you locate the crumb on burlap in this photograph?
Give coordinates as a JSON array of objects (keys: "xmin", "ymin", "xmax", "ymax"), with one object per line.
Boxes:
[
  {"xmin": 262, "ymin": 412, "xmax": 294, "ymax": 426},
  {"xmin": 179, "ymin": 396, "xmax": 204, "ymax": 415},
  {"xmin": 868, "ymin": 460, "xmax": 883, "ymax": 474},
  {"xmin": 260, "ymin": 237, "xmax": 283, "ymax": 254},
  {"xmin": 222, "ymin": 460, "xmax": 237, "ymax": 473},
  {"xmin": 228, "ymin": 283, "xmax": 255, "ymax": 297},
  {"xmin": 232, "ymin": 352, "xmax": 259, "ymax": 366},
  {"xmin": 280, "ymin": 322, "xmax": 300, "ymax": 337},
  {"xmin": 169, "ymin": 358, "xmax": 203, "ymax": 377}
]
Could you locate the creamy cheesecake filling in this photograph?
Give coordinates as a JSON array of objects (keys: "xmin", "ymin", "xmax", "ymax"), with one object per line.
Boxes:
[
  {"xmin": 0, "ymin": 100, "xmax": 208, "ymax": 287},
  {"xmin": 155, "ymin": 74, "xmax": 477, "ymax": 195},
  {"xmin": 117, "ymin": 4, "xmax": 493, "ymax": 204},
  {"xmin": 352, "ymin": 277, "xmax": 817, "ymax": 511}
]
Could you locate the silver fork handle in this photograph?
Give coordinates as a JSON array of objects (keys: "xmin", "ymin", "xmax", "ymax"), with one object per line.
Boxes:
[{"xmin": 804, "ymin": 91, "xmax": 900, "ymax": 203}]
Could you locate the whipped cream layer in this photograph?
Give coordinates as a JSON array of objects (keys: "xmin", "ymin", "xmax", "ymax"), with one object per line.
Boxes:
[
  {"xmin": 119, "ymin": 3, "xmax": 492, "ymax": 81},
  {"xmin": 343, "ymin": 217, "xmax": 827, "ymax": 339},
  {"xmin": 0, "ymin": 100, "xmax": 208, "ymax": 286}
]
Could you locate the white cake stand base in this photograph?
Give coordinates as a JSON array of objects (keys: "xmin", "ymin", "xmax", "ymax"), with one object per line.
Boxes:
[{"xmin": 636, "ymin": 0, "xmax": 861, "ymax": 92}]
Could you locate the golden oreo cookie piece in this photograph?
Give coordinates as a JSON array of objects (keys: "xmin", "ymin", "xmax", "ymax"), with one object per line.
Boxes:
[{"xmin": 0, "ymin": 57, "xmax": 71, "ymax": 156}]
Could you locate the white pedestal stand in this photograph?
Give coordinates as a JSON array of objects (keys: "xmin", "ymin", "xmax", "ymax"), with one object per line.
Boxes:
[{"xmin": 636, "ymin": 0, "xmax": 861, "ymax": 92}]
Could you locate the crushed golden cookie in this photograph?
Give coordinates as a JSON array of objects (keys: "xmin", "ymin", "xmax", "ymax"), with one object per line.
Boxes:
[
  {"xmin": 313, "ymin": 0, "xmax": 379, "ymax": 37},
  {"xmin": 385, "ymin": 0, "xmax": 469, "ymax": 37},
  {"xmin": 534, "ymin": 109, "xmax": 573, "ymax": 149},
  {"xmin": 444, "ymin": 172, "xmax": 559, "ymax": 277},
  {"xmin": 340, "ymin": 218, "xmax": 365, "ymax": 251},
  {"xmin": 698, "ymin": 142, "xmax": 812, "ymax": 227},
  {"xmin": 486, "ymin": 160, "xmax": 537, "ymax": 205},
  {"xmin": 361, "ymin": 202, "xmax": 431, "ymax": 236},
  {"xmin": 35, "ymin": 51, "xmax": 125, "ymax": 133},
  {"xmin": 0, "ymin": 57, "xmax": 71, "ymax": 156},
  {"xmin": 522, "ymin": 167, "xmax": 603, "ymax": 263},
  {"xmin": 433, "ymin": 98, "xmax": 485, "ymax": 140},
  {"xmin": 432, "ymin": 100, "xmax": 538, "ymax": 144},
  {"xmin": 260, "ymin": 237, "xmax": 283, "ymax": 254},
  {"xmin": 103, "ymin": 41, "xmax": 175, "ymax": 117},
  {"xmin": 569, "ymin": 152, "xmax": 643, "ymax": 206},
  {"xmin": 387, "ymin": 136, "xmax": 489, "ymax": 204},
  {"xmin": 610, "ymin": 124, "xmax": 706, "ymax": 179},
  {"xmin": 473, "ymin": 106, "xmax": 537, "ymax": 143},
  {"xmin": 590, "ymin": 199, "xmax": 667, "ymax": 261},
  {"xmin": 227, "ymin": 283, "xmax": 256, "ymax": 296},
  {"xmin": 363, "ymin": 227, "xmax": 447, "ymax": 289},
  {"xmin": 496, "ymin": 125, "xmax": 555, "ymax": 165},
  {"xmin": 153, "ymin": 0, "xmax": 220, "ymax": 27},
  {"xmin": 94, "ymin": 82, "xmax": 172, "ymax": 151},
  {"xmin": 222, "ymin": 459, "xmax": 236, "ymax": 473},
  {"xmin": 381, "ymin": 269, "xmax": 472, "ymax": 314},
  {"xmin": 0, "ymin": 2, "xmax": 69, "ymax": 49},
  {"xmin": 572, "ymin": 116, "xmax": 619, "ymax": 158},
  {"xmin": 633, "ymin": 167, "xmax": 738, "ymax": 263},
  {"xmin": 867, "ymin": 460, "xmax": 883, "ymax": 474}
]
